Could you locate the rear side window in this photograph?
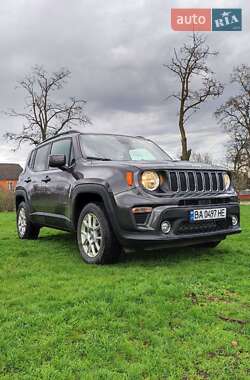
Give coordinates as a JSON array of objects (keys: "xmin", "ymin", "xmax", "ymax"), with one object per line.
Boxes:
[
  {"xmin": 33, "ymin": 144, "xmax": 51, "ymax": 171},
  {"xmin": 50, "ymin": 139, "xmax": 72, "ymax": 166}
]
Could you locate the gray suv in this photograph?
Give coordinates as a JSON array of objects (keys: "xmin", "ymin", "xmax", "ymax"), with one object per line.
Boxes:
[{"xmin": 16, "ymin": 131, "xmax": 241, "ymax": 264}]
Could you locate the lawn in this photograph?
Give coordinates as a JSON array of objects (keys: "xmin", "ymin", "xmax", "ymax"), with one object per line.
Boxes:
[{"xmin": 0, "ymin": 207, "xmax": 249, "ymax": 380}]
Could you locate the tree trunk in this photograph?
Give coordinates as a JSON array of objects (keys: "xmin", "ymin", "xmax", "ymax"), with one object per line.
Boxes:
[
  {"xmin": 41, "ymin": 127, "xmax": 47, "ymax": 141},
  {"xmin": 179, "ymin": 105, "xmax": 191, "ymax": 161}
]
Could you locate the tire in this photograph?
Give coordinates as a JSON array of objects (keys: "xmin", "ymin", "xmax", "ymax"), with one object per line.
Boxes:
[
  {"xmin": 77, "ymin": 203, "xmax": 122, "ymax": 264},
  {"xmin": 17, "ymin": 201, "xmax": 40, "ymax": 240}
]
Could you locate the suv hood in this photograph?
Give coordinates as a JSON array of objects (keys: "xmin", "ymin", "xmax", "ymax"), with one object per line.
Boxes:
[
  {"xmin": 92, "ymin": 160, "xmax": 226, "ymax": 171},
  {"xmin": 129, "ymin": 160, "xmax": 225, "ymax": 171}
]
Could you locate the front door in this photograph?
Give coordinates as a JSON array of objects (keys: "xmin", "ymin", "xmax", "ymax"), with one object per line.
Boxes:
[{"xmin": 44, "ymin": 138, "xmax": 75, "ymax": 229}]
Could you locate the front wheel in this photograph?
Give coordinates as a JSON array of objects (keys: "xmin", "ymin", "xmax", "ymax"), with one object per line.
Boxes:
[
  {"xmin": 17, "ymin": 202, "xmax": 40, "ymax": 240},
  {"xmin": 77, "ymin": 203, "xmax": 121, "ymax": 264}
]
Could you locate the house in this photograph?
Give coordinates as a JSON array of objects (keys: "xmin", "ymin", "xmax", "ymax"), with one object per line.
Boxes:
[
  {"xmin": 0, "ymin": 163, "xmax": 23, "ymax": 192},
  {"xmin": 239, "ymin": 189, "xmax": 250, "ymax": 201}
]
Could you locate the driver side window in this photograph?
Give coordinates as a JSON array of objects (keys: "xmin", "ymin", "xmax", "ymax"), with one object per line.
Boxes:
[{"xmin": 33, "ymin": 144, "xmax": 51, "ymax": 171}]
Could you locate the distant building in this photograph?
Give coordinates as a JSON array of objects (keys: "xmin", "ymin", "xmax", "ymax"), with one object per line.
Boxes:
[
  {"xmin": 239, "ymin": 189, "xmax": 250, "ymax": 201},
  {"xmin": 0, "ymin": 163, "xmax": 23, "ymax": 192}
]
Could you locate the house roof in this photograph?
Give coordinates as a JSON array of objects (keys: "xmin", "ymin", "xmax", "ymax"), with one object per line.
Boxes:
[{"xmin": 0, "ymin": 163, "xmax": 23, "ymax": 180}]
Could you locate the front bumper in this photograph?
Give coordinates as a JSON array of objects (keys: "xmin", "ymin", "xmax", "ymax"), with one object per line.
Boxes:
[{"xmin": 112, "ymin": 191, "xmax": 241, "ymax": 248}]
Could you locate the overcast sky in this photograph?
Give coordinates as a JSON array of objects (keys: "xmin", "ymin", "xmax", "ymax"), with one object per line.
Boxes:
[{"xmin": 0, "ymin": 0, "xmax": 249, "ymax": 166}]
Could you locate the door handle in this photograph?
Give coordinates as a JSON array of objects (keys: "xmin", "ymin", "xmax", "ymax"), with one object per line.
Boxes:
[
  {"xmin": 41, "ymin": 175, "xmax": 51, "ymax": 183},
  {"xmin": 24, "ymin": 177, "xmax": 32, "ymax": 183}
]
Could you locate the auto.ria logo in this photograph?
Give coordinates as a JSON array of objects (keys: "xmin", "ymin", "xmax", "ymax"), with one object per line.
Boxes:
[{"xmin": 171, "ymin": 8, "xmax": 242, "ymax": 32}]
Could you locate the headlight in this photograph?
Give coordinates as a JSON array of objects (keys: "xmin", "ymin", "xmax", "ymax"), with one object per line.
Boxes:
[
  {"xmin": 141, "ymin": 171, "xmax": 160, "ymax": 191},
  {"xmin": 223, "ymin": 173, "xmax": 231, "ymax": 190}
]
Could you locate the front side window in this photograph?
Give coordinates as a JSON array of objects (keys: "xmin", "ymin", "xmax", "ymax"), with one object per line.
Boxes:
[
  {"xmin": 33, "ymin": 144, "xmax": 51, "ymax": 171},
  {"xmin": 80, "ymin": 134, "xmax": 172, "ymax": 161},
  {"xmin": 50, "ymin": 139, "xmax": 72, "ymax": 166},
  {"xmin": 28, "ymin": 150, "xmax": 35, "ymax": 168}
]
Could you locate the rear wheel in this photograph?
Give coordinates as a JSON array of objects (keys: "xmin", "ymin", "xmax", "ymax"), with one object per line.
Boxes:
[
  {"xmin": 17, "ymin": 202, "xmax": 40, "ymax": 240},
  {"xmin": 77, "ymin": 203, "xmax": 121, "ymax": 264}
]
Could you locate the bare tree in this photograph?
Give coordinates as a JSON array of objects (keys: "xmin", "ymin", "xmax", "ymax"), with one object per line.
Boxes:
[
  {"xmin": 191, "ymin": 151, "xmax": 213, "ymax": 165},
  {"xmin": 226, "ymin": 130, "xmax": 249, "ymax": 172},
  {"xmin": 4, "ymin": 66, "xmax": 90, "ymax": 149},
  {"xmin": 226, "ymin": 131, "xmax": 249, "ymax": 190},
  {"xmin": 215, "ymin": 64, "xmax": 250, "ymax": 188},
  {"xmin": 165, "ymin": 34, "xmax": 223, "ymax": 161}
]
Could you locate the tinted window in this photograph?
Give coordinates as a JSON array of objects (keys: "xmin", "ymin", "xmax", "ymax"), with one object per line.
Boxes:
[
  {"xmin": 50, "ymin": 139, "xmax": 72, "ymax": 166},
  {"xmin": 28, "ymin": 150, "xmax": 35, "ymax": 168},
  {"xmin": 33, "ymin": 144, "xmax": 51, "ymax": 171}
]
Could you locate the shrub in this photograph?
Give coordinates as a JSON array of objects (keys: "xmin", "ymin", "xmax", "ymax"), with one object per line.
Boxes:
[{"xmin": 0, "ymin": 191, "xmax": 15, "ymax": 211}]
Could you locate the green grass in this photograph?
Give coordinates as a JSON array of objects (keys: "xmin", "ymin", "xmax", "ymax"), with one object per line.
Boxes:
[{"xmin": 0, "ymin": 208, "xmax": 249, "ymax": 380}]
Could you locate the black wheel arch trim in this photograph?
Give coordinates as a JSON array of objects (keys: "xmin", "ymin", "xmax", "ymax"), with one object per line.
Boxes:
[
  {"xmin": 15, "ymin": 188, "xmax": 29, "ymax": 210},
  {"xmin": 71, "ymin": 183, "xmax": 123, "ymax": 240}
]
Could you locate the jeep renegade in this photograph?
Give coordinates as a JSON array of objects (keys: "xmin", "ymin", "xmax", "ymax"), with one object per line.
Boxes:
[{"xmin": 16, "ymin": 131, "xmax": 241, "ymax": 264}]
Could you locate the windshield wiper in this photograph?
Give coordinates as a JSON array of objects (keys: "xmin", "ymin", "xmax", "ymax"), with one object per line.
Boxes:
[{"xmin": 86, "ymin": 156, "xmax": 112, "ymax": 161}]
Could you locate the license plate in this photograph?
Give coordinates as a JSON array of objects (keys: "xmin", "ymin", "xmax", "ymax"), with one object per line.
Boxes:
[{"xmin": 189, "ymin": 208, "xmax": 227, "ymax": 222}]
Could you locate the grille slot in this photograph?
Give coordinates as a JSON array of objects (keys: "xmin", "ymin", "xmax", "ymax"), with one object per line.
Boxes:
[
  {"xmin": 167, "ymin": 171, "xmax": 224, "ymax": 193},
  {"xmin": 175, "ymin": 220, "xmax": 230, "ymax": 235},
  {"xmin": 134, "ymin": 213, "xmax": 150, "ymax": 225},
  {"xmin": 179, "ymin": 197, "xmax": 235, "ymax": 206},
  {"xmin": 188, "ymin": 172, "xmax": 195, "ymax": 191},
  {"xmin": 197, "ymin": 172, "xmax": 203, "ymax": 191},
  {"xmin": 211, "ymin": 173, "xmax": 217, "ymax": 191},
  {"xmin": 204, "ymin": 173, "xmax": 210, "ymax": 191},
  {"xmin": 179, "ymin": 172, "xmax": 187, "ymax": 191},
  {"xmin": 218, "ymin": 173, "xmax": 224, "ymax": 190},
  {"xmin": 170, "ymin": 172, "xmax": 178, "ymax": 191}
]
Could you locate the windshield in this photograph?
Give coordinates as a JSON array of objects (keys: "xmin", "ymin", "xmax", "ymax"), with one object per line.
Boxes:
[{"xmin": 79, "ymin": 134, "xmax": 172, "ymax": 161}]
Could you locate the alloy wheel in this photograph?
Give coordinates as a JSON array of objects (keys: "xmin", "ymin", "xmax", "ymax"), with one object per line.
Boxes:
[
  {"xmin": 81, "ymin": 212, "xmax": 102, "ymax": 257},
  {"xmin": 18, "ymin": 207, "xmax": 27, "ymax": 237}
]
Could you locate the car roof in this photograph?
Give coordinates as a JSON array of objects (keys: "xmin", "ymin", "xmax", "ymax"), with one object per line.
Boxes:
[
  {"xmin": 35, "ymin": 131, "xmax": 146, "ymax": 149},
  {"xmin": 79, "ymin": 133, "xmax": 146, "ymax": 139}
]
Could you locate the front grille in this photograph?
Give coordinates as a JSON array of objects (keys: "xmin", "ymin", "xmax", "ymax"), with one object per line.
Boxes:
[
  {"xmin": 167, "ymin": 171, "xmax": 224, "ymax": 193},
  {"xmin": 175, "ymin": 220, "xmax": 230, "ymax": 235}
]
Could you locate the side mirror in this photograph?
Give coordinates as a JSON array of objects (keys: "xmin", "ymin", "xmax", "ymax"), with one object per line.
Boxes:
[{"xmin": 49, "ymin": 154, "xmax": 66, "ymax": 168}]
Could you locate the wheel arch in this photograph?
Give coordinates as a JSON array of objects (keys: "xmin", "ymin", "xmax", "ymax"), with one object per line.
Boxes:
[
  {"xmin": 15, "ymin": 189, "xmax": 28, "ymax": 211},
  {"xmin": 71, "ymin": 184, "xmax": 120, "ymax": 235}
]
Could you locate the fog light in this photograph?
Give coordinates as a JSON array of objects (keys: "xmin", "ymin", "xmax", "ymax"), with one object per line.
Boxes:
[
  {"xmin": 161, "ymin": 220, "xmax": 171, "ymax": 234},
  {"xmin": 231, "ymin": 215, "xmax": 238, "ymax": 226}
]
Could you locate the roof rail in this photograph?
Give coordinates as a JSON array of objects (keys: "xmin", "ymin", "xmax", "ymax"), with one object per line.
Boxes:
[
  {"xmin": 136, "ymin": 135, "xmax": 146, "ymax": 139},
  {"xmin": 40, "ymin": 130, "xmax": 81, "ymax": 144}
]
